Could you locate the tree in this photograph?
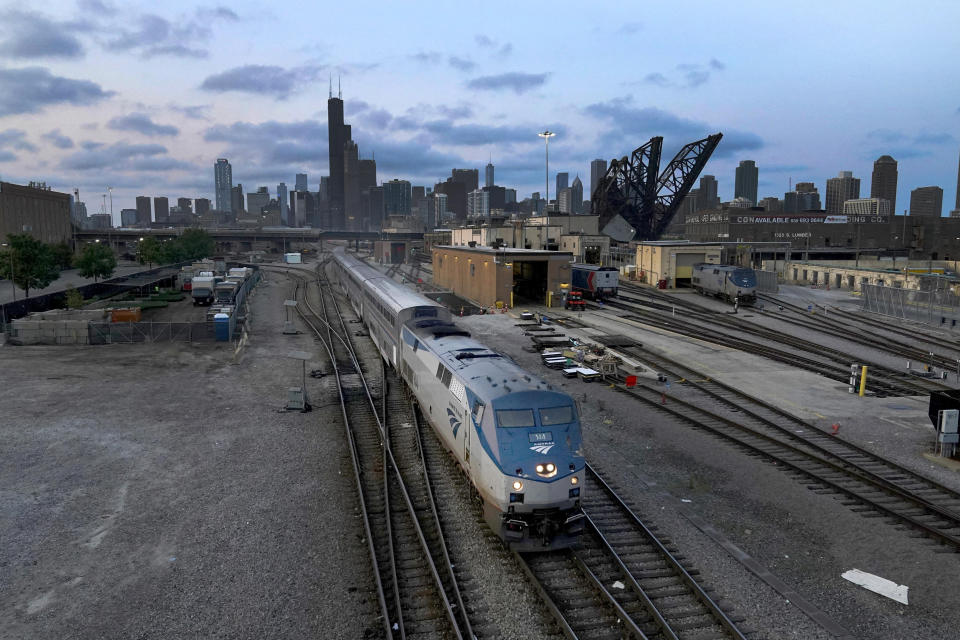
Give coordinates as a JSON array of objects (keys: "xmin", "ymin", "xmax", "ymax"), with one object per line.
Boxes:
[
  {"xmin": 139, "ymin": 236, "xmax": 163, "ymax": 268},
  {"xmin": 64, "ymin": 285, "xmax": 85, "ymax": 309},
  {"xmin": 74, "ymin": 242, "xmax": 117, "ymax": 283},
  {"xmin": 50, "ymin": 242, "xmax": 75, "ymax": 269},
  {"xmin": 0, "ymin": 234, "xmax": 59, "ymax": 298},
  {"xmin": 159, "ymin": 239, "xmax": 187, "ymax": 264},
  {"xmin": 179, "ymin": 228, "xmax": 214, "ymax": 261}
]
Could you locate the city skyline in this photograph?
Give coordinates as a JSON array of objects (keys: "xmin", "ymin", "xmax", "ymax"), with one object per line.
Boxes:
[{"xmin": 0, "ymin": 1, "xmax": 957, "ymax": 220}]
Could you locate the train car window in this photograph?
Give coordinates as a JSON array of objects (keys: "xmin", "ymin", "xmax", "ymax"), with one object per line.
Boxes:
[
  {"xmin": 436, "ymin": 363, "xmax": 445, "ymax": 380},
  {"xmin": 441, "ymin": 368, "xmax": 453, "ymax": 387},
  {"xmin": 414, "ymin": 308, "xmax": 437, "ymax": 318},
  {"xmin": 496, "ymin": 409, "xmax": 536, "ymax": 428},
  {"xmin": 540, "ymin": 406, "xmax": 574, "ymax": 426},
  {"xmin": 472, "ymin": 400, "xmax": 485, "ymax": 423}
]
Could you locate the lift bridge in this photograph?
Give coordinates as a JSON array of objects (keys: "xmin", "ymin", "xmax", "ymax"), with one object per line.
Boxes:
[{"xmin": 591, "ymin": 133, "xmax": 723, "ymax": 242}]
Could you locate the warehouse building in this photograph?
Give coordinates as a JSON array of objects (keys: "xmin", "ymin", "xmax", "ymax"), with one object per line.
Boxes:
[
  {"xmin": 0, "ymin": 181, "xmax": 72, "ymax": 245},
  {"xmin": 635, "ymin": 241, "xmax": 723, "ymax": 288},
  {"xmin": 432, "ymin": 245, "xmax": 574, "ymax": 309}
]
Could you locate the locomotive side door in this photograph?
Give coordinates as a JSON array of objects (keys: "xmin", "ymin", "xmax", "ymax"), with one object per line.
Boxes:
[{"xmin": 468, "ymin": 400, "xmax": 484, "ymax": 468}]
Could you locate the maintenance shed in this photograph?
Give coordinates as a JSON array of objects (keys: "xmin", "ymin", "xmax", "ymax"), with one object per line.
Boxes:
[
  {"xmin": 432, "ymin": 245, "xmax": 574, "ymax": 309},
  {"xmin": 636, "ymin": 241, "xmax": 722, "ymax": 288}
]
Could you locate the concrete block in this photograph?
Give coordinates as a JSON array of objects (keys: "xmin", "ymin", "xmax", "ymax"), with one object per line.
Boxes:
[
  {"xmin": 56, "ymin": 336, "xmax": 76, "ymax": 345},
  {"xmin": 41, "ymin": 328, "xmax": 57, "ymax": 338}
]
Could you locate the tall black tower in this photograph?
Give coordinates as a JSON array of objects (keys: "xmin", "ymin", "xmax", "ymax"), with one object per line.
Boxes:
[{"xmin": 327, "ymin": 78, "xmax": 347, "ymax": 229}]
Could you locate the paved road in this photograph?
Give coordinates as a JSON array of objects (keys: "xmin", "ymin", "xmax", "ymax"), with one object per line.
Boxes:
[{"xmin": 0, "ymin": 261, "xmax": 148, "ymax": 304}]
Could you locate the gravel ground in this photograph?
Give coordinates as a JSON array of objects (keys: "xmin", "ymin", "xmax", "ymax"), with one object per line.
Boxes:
[
  {"xmin": 0, "ymin": 263, "xmax": 378, "ymax": 639},
  {"xmin": 460, "ymin": 310, "xmax": 960, "ymax": 640}
]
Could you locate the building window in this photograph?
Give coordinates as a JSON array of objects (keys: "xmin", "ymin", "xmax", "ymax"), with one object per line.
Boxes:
[{"xmin": 470, "ymin": 263, "xmax": 475, "ymax": 276}]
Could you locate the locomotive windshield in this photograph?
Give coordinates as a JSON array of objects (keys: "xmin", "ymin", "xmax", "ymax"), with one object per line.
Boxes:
[
  {"xmin": 540, "ymin": 406, "xmax": 575, "ymax": 426},
  {"xmin": 731, "ymin": 269, "xmax": 757, "ymax": 287},
  {"xmin": 496, "ymin": 409, "xmax": 536, "ymax": 428}
]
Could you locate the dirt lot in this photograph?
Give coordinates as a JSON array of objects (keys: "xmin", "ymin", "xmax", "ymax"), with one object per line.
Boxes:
[{"xmin": 0, "ymin": 267, "xmax": 377, "ymax": 639}]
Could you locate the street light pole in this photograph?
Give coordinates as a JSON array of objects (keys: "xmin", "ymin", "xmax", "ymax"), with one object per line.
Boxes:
[
  {"xmin": 107, "ymin": 186, "xmax": 113, "ymax": 255},
  {"xmin": 538, "ymin": 130, "xmax": 555, "ymax": 250},
  {"xmin": 1, "ymin": 242, "xmax": 14, "ymax": 301}
]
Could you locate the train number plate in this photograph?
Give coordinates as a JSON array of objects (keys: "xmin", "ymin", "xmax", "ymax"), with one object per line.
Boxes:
[{"xmin": 528, "ymin": 432, "xmax": 553, "ymax": 443}]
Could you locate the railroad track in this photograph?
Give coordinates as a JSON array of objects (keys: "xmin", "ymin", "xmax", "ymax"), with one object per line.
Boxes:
[
  {"xmin": 285, "ymin": 264, "xmax": 473, "ymax": 639},
  {"xmin": 515, "ymin": 462, "xmax": 749, "ymax": 639},
  {"xmin": 611, "ymin": 346, "xmax": 960, "ymax": 551},
  {"xmin": 598, "ymin": 296, "xmax": 944, "ymax": 397},
  {"xmin": 281, "ymin": 265, "xmax": 750, "ymax": 637},
  {"xmin": 757, "ymin": 293, "xmax": 960, "ymax": 370}
]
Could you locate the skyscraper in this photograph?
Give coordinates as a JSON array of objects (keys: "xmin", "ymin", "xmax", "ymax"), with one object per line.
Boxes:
[
  {"xmin": 870, "ymin": 155, "xmax": 898, "ymax": 214},
  {"xmin": 343, "ymin": 141, "xmax": 360, "ymax": 229},
  {"xmin": 231, "ymin": 184, "xmax": 244, "ymax": 215},
  {"xmin": 590, "ymin": 159, "xmax": 607, "ymax": 198},
  {"xmin": 485, "ymin": 161, "xmax": 494, "ymax": 188},
  {"xmin": 734, "ymin": 160, "xmax": 758, "ymax": 206},
  {"xmin": 358, "ymin": 160, "xmax": 376, "ymax": 190},
  {"xmin": 328, "ymin": 84, "xmax": 348, "ymax": 229},
  {"xmin": 135, "ymin": 196, "xmax": 151, "ymax": 225},
  {"xmin": 570, "ymin": 176, "xmax": 583, "ymax": 214},
  {"xmin": 909, "ymin": 186, "xmax": 943, "ymax": 216},
  {"xmin": 451, "ymin": 168, "xmax": 479, "ymax": 193},
  {"xmin": 277, "ymin": 182, "xmax": 289, "ymax": 225},
  {"xmin": 696, "ymin": 175, "xmax": 720, "ymax": 211},
  {"xmin": 154, "ymin": 196, "xmax": 169, "ymax": 223},
  {"xmin": 295, "ymin": 173, "xmax": 308, "ymax": 192},
  {"xmin": 825, "ymin": 171, "xmax": 860, "ymax": 215},
  {"xmin": 435, "ymin": 179, "xmax": 467, "ymax": 221},
  {"xmin": 556, "ymin": 172, "xmax": 569, "ymax": 200},
  {"xmin": 558, "ymin": 188, "xmax": 573, "ymax": 214},
  {"xmin": 953, "ymin": 147, "xmax": 960, "ymax": 215},
  {"xmin": 214, "ymin": 158, "xmax": 232, "ymax": 212},
  {"xmin": 467, "ymin": 189, "xmax": 490, "ymax": 218},
  {"xmin": 384, "ymin": 179, "xmax": 412, "ymax": 216},
  {"xmin": 177, "ymin": 197, "xmax": 192, "ymax": 213}
]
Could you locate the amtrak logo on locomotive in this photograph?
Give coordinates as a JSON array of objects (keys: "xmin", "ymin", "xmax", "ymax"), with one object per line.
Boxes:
[{"xmin": 446, "ymin": 407, "xmax": 462, "ymax": 437}]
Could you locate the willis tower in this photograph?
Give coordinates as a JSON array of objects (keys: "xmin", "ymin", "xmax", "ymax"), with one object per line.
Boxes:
[{"xmin": 328, "ymin": 78, "xmax": 351, "ymax": 230}]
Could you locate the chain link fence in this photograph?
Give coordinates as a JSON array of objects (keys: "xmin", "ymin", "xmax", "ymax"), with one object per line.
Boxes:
[
  {"xmin": 88, "ymin": 321, "xmax": 217, "ymax": 344},
  {"xmin": 862, "ymin": 279, "xmax": 960, "ymax": 328}
]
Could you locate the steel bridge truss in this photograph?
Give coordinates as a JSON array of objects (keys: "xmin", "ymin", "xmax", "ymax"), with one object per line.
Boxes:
[{"xmin": 591, "ymin": 133, "xmax": 723, "ymax": 241}]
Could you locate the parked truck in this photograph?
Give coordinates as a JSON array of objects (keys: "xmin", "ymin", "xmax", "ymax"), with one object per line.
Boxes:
[
  {"xmin": 191, "ymin": 276, "xmax": 217, "ymax": 306},
  {"xmin": 214, "ymin": 281, "xmax": 239, "ymax": 305}
]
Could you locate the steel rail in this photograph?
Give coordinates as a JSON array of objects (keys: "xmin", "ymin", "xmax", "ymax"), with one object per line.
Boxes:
[
  {"xmin": 304, "ymin": 263, "xmax": 466, "ymax": 638},
  {"xmin": 614, "ymin": 384, "xmax": 960, "ymax": 549},
  {"xmin": 584, "ymin": 464, "xmax": 749, "ymax": 640},
  {"xmin": 625, "ymin": 346, "xmax": 960, "ymax": 515},
  {"xmin": 409, "ymin": 402, "xmax": 474, "ymax": 638}
]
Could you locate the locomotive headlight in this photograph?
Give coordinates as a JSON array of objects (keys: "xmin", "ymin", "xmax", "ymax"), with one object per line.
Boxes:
[
  {"xmin": 535, "ymin": 464, "xmax": 545, "ymax": 474},
  {"xmin": 512, "ymin": 480, "xmax": 523, "ymax": 491},
  {"xmin": 546, "ymin": 463, "xmax": 555, "ymax": 473},
  {"xmin": 570, "ymin": 476, "xmax": 579, "ymax": 485}
]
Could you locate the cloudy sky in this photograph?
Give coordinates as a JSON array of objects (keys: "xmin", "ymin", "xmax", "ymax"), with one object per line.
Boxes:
[{"xmin": 0, "ymin": 0, "xmax": 958, "ymax": 221}]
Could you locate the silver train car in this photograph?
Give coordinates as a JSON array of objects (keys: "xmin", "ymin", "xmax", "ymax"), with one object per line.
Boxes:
[
  {"xmin": 332, "ymin": 248, "xmax": 585, "ymax": 550},
  {"xmin": 691, "ymin": 263, "xmax": 758, "ymax": 305}
]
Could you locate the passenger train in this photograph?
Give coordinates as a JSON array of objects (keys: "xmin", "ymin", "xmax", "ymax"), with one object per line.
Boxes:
[{"xmin": 331, "ymin": 248, "xmax": 585, "ymax": 550}]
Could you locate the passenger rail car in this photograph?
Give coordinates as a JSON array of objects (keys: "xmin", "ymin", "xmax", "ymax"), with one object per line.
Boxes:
[
  {"xmin": 691, "ymin": 263, "xmax": 758, "ymax": 305},
  {"xmin": 331, "ymin": 248, "xmax": 585, "ymax": 550}
]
